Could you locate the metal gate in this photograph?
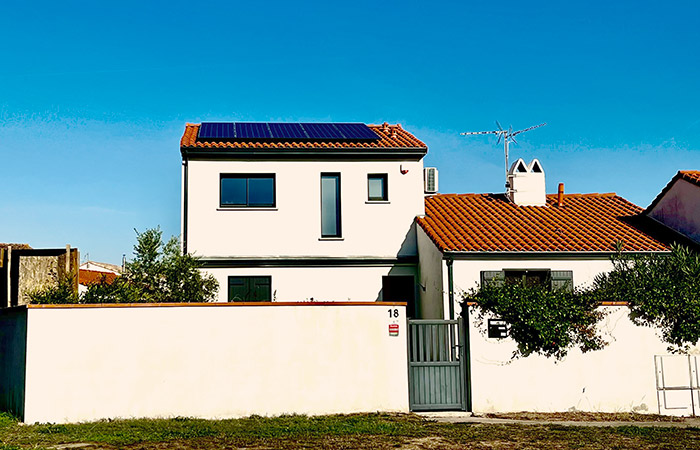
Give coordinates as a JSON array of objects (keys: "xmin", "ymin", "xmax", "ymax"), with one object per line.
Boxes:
[
  {"xmin": 655, "ymin": 355, "xmax": 700, "ymax": 416},
  {"xmin": 407, "ymin": 319, "xmax": 467, "ymax": 411}
]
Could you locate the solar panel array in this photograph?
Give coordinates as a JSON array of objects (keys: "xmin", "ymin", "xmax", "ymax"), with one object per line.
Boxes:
[{"xmin": 198, "ymin": 122, "xmax": 380, "ymax": 141}]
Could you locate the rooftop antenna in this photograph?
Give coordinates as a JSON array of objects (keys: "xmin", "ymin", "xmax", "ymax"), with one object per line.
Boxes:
[{"xmin": 460, "ymin": 121, "xmax": 546, "ymax": 190}]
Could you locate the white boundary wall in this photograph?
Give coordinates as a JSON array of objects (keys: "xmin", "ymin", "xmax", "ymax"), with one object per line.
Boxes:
[
  {"xmin": 467, "ymin": 305, "xmax": 699, "ymax": 414},
  {"xmin": 14, "ymin": 303, "xmax": 408, "ymax": 424}
]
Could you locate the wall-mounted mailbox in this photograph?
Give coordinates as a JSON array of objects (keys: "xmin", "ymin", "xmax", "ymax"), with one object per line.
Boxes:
[{"xmin": 488, "ymin": 319, "xmax": 508, "ymax": 338}]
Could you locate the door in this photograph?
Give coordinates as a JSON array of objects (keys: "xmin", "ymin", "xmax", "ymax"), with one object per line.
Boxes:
[
  {"xmin": 382, "ymin": 275, "xmax": 416, "ymax": 318},
  {"xmin": 407, "ymin": 319, "xmax": 467, "ymax": 411}
]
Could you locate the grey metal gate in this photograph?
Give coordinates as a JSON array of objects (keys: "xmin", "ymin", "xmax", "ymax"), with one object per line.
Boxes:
[{"xmin": 408, "ymin": 319, "xmax": 467, "ymax": 411}]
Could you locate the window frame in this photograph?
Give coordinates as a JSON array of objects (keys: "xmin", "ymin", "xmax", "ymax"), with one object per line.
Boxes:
[
  {"xmin": 220, "ymin": 174, "xmax": 276, "ymax": 208},
  {"xmin": 367, "ymin": 173, "xmax": 389, "ymax": 202},
  {"xmin": 320, "ymin": 173, "xmax": 342, "ymax": 238},
  {"xmin": 481, "ymin": 269, "xmax": 573, "ymax": 292},
  {"xmin": 227, "ymin": 276, "xmax": 272, "ymax": 302}
]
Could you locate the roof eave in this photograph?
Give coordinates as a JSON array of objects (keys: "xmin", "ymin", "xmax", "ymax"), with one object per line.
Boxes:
[
  {"xmin": 181, "ymin": 147, "xmax": 428, "ymax": 161},
  {"xmin": 441, "ymin": 249, "xmax": 671, "ymax": 260}
]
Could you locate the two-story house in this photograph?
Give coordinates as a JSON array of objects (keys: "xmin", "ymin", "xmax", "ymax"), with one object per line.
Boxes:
[{"xmin": 180, "ymin": 122, "xmax": 428, "ymax": 315}]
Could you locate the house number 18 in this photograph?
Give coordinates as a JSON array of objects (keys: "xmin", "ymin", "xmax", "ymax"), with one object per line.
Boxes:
[{"xmin": 388, "ymin": 309, "xmax": 399, "ymax": 318}]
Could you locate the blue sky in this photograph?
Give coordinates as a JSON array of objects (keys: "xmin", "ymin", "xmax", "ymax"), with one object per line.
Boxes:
[{"xmin": 1, "ymin": 1, "xmax": 698, "ymax": 264}]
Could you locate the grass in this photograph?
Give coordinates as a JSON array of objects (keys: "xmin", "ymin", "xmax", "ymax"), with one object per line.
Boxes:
[{"xmin": 0, "ymin": 412, "xmax": 699, "ymax": 449}]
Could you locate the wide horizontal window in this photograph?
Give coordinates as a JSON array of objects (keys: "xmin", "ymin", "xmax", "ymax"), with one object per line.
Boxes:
[
  {"xmin": 220, "ymin": 174, "xmax": 275, "ymax": 207},
  {"xmin": 481, "ymin": 269, "xmax": 573, "ymax": 291}
]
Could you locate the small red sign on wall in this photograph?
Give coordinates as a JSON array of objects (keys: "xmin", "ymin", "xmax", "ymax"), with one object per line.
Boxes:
[{"xmin": 389, "ymin": 324, "xmax": 399, "ymax": 336}]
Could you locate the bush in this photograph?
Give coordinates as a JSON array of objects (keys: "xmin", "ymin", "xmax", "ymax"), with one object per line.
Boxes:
[
  {"xmin": 464, "ymin": 281, "xmax": 607, "ymax": 360},
  {"xmin": 31, "ymin": 227, "xmax": 218, "ymax": 304},
  {"xmin": 592, "ymin": 244, "xmax": 700, "ymax": 353}
]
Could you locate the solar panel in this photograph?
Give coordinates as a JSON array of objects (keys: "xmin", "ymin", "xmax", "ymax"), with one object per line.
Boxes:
[
  {"xmin": 301, "ymin": 123, "xmax": 344, "ymax": 140},
  {"xmin": 198, "ymin": 122, "xmax": 235, "ymax": 139},
  {"xmin": 334, "ymin": 123, "xmax": 380, "ymax": 140},
  {"xmin": 235, "ymin": 122, "xmax": 272, "ymax": 139},
  {"xmin": 197, "ymin": 122, "xmax": 381, "ymax": 141},
  {"xmin": 268, "ymin": 123, "xmax": 308, "ymax": 140}
]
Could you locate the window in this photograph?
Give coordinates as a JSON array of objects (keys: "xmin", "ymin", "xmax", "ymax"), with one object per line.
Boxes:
[
  {"xmin": 220, "ymin": 174, "xmax": 275, "ymax": 207},
  {"xmin": 368, "ymin": 174, "xmax": 388, "ymax": 201},
  {"xmin": 321, "ymin": 173, "xmax": 341, "ymax": 237},
  {"xmin": 481, "ymin": 270, "xmax": 573, "ymax": 291},
  {"xmin": 228, "ymin": 276, "xmax": 271, "ymax": 302}
]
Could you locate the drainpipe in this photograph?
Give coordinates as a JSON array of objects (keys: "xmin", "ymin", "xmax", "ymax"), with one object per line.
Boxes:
[
  {"xmin": 182, "ymin": 158, "xmax": 189, "ymax": 254},
  {"xmin": 446, "ymin": 258, "xmax": 455, "ymax": 320}
]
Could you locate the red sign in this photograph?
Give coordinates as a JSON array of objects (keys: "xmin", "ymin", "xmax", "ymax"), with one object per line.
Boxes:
[{"xmin": 389, "ymin": 324, "xmax": 399, "ymax": 336}]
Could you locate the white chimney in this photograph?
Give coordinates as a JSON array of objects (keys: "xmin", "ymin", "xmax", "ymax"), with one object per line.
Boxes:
[{"xmin": 507, "ymin": 158, "xmax": 546, "ymax": 206}]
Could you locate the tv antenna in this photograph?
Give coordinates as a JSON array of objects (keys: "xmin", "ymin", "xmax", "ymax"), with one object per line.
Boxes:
[{"xmin": 460, "ymin": 121, "xmax": 546, "ymax": 188}]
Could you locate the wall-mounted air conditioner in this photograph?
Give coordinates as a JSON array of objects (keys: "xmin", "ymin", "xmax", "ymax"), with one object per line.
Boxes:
[{"xmin": 424, "ymin": 167, "xmax": 438, "ymax": 194}]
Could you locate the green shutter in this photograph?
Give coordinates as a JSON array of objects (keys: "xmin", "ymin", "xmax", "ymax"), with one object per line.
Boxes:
[
  {"xmin": 550, "ymin": 270, "xmax": 573, "ymax": 292},
  {"xmin": 481, "ymin": 270, "xmax": 504, "ymax": 287},
  {"xmin": 252, "ymin": 277, "xmax": 271, "ymax": 302},
  {"xmin": 228, "ymin": 277, "xmax": 247, "ymax": 302}
]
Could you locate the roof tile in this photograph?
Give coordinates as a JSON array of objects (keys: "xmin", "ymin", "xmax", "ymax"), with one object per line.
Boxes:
[
  {"xmin": 180, "ymin": 123, "xmax": 427, "ymax": 151},
  {"xmin": 417, "ymin": 193, "xmax": 669, "ymax": 253}
]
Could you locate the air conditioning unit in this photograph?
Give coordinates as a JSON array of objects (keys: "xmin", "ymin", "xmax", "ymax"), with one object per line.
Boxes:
[{"xmin": 423, "ymin": 167, "xmax": 438, "ymax": 194}]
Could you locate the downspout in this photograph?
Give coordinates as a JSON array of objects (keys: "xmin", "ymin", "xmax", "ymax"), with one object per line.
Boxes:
[
  {"xmin": 182, "ymin": 157, "xmax": 189, "ymax": 254},
  {"xmin": 446, "ymin": 258, "xmax": 455, "ymax": 320}
]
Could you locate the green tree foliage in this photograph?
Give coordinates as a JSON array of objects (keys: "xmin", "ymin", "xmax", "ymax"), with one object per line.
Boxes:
[
  {"xmin": 464, "ymin": 281, "xmax": 607, "ymax": 360},
  {"xmin": 592, "ymin": 244, "xmax": 700, "ymax": 353},
  {"xmin": 28, "ymin": 275, "xmax": 79, "ymax": 304},
  {"xmin": 32, "ymin": 227, "xmax": 218, "ymax": 304}
]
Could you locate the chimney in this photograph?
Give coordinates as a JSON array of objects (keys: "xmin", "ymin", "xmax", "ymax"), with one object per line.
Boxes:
[
  {"xmin": 557, "ymin": 183, "xmax": 564, "ymax": 207},
  {"xmin": 507, "ymin": 158, "xmax": 546, "ymax": 206}
]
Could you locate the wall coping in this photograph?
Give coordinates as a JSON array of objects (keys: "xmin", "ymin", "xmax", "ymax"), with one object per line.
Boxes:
[{"xmin": 24, "ymin": 301, "xmax": 407, "ymax": 309}]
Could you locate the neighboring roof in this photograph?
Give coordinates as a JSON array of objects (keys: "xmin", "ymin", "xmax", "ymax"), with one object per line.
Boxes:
[
  {"xmin": 645, "ymin": 170, "xmax": 700, "ymax": 214},
  {"xmin": 0, "ymin": 243, "xmax": 32, "ymax": 249},
  {"xmin": 79, "ymin": 269, "xmax": 118, "ymax": 286},
  {"xmin": 417, "ymin": 193, "xmax": 670, "ymax": 253},
  {"xmin": 80, "ymin": 261, "xmax": 122, "ymax": 274},
  {"xmin": 180, "ymin": 122, "xmax": 427, "ymax": 153}
]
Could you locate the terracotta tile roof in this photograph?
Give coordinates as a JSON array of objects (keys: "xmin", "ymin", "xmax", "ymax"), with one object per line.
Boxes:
[
  {"xmin": 79, "ymin": 269, "xmax": 118, "ymax": 286},
  {"xmin": 417, "ymin": 193, "xmax": 670, "ymax": 253},
  {"xmin": 180, "ymin": 123, "xmax": 427, "ymax": 151},
  {"xmin": 645, "ymin": 170, "xmax": 700, "ymax": 214}
]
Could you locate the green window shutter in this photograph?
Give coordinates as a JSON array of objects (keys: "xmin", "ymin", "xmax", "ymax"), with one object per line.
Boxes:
[
  {"xmin": 252, "ymin": 277, "xmax": 271, "ymax": 302},
  {"xmin": 550, "ymin": 270, "xmax": 573, "ymax": 292},
  {"xmin": 481, "ymin": 270, "xmax": 504, "ymax": 287},
  {"xmin": 228, "ymin": 277, "xmax": 247, "ymax": 302}
]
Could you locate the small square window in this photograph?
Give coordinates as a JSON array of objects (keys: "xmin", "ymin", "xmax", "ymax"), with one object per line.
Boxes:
[{"xmin": 368, "ymin": 174, "xmax": 388, "ymax": 201}]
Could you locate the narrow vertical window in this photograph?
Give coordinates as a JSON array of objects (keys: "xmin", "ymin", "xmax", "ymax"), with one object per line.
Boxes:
[
  {"xmin": 321, "ymin": 173, "xmax": 341, "ymax": 237},
  {"xmin": 368, "ymin": 174, "xmax": 388, "ymax": 201}
]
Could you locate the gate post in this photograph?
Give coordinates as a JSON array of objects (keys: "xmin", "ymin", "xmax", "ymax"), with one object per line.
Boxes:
[{"xmin": 461, "ymin": 300, "xmax": 473, "ymax": 412}]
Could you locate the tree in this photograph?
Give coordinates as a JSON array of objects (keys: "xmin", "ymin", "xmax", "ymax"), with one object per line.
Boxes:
[
  {"xmin": 464, "ymin": 280, "xmax": 606, "ymax": 360},
  {"xmin": 34, "ymin": 227, "xmax": 218, "ymax": 304},
  {"xmin": 592, "ymin": 244, "xmax": 700, "ymax": 353}
]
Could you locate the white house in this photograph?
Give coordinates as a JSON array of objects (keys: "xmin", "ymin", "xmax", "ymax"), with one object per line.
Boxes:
[
  {"xmin": 180, "ymin": 122, "xmax": 428, "ymax": 314},
  {"xmin": 415, "ymin": 158, "xmax": 672, "ymax": 320},
  {"xmin": 644, "ymin": 170, "xmax": 700, "ymax": 245}
]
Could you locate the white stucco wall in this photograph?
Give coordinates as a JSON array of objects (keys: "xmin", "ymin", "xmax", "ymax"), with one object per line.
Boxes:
[
  {"xmin": 204, "ymin": 265, "xmax": 416, "ymax": 303},
  {"xmin": 185, "ymin": 160, "xmax": 425, "ymax": 258},
  {"xmin": 22, "ymin": 303, "xmax": 409, "ymax": 424},
  {"xmin": 446, "ymin": 257, "xmax": 614, "ymax": 320},
  {"xmin": 416, "ymin": 226, "xmax": 444, "ymax": 319},
  {"xmin": 467, "ymin": 306, "xmax": 699, "ymax": 414},
  {"xmin": 648, "ymin": 179, "xmax": 700, "ymax": 244}
]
